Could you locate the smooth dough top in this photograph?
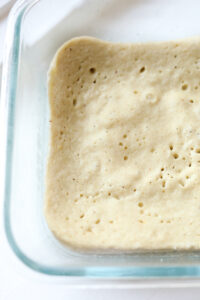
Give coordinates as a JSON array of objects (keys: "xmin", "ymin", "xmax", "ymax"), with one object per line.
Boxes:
[{"xmin": 45, "ymin": 36, "xmax": 200, "ymax": 251}]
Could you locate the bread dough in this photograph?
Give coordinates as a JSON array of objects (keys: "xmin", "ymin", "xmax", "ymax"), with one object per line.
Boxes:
[{"xmin": 45, "ymin": 36, "xmax": 200, "ymax": 251}]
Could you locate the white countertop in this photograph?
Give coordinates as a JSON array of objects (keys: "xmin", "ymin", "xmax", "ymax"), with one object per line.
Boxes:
[
  {"xmin": 2, "ymin": 230, "xmax": 200, "ymax": 300},
  {"xmin": 2, "ymin": 231, "xmax": 200, "ymax": 300}
]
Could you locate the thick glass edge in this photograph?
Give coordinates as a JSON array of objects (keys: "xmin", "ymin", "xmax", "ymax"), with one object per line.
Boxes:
[{"xmin": 2, "ymin": 0, "xmax": 200, "ymax": 278}]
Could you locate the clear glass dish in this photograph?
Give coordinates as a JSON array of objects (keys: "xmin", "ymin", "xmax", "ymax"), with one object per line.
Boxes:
[{"xmin": 2, "ymin": 0, "xmax": 200, "ymax": 278}]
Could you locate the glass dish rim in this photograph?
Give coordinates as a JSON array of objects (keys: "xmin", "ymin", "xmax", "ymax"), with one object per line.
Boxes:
[{"xmin": 2, "ymin": 0, "xmax": 200, "ymax": 278}]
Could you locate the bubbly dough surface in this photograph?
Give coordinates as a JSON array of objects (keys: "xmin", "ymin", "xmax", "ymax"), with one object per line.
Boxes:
[{"xmin": 46, "ymin": 36, "xmax": 200, "ymax": 251}]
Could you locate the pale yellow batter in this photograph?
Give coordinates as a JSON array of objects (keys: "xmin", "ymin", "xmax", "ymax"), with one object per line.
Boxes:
[{"xmin": 45, "ymin": 36, "xmax": 200, "ymax": 251}]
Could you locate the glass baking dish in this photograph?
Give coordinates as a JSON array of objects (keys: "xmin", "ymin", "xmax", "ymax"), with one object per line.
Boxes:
[{"xmin": 2, "ymin": 0, "xmax": 200, "ymax": 278}]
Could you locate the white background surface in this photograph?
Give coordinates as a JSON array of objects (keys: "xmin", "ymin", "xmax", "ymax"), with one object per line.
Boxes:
[
  {"xmin": 2, "ymin": 224, "xmax": 200, "ymax": 300},
  {"xmin": 1, "ymin": 1, "xmax": 200, "ymax": 299}
]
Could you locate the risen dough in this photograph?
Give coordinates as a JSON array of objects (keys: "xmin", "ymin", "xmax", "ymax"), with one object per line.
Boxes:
[{"xmin": 45, "ymin": 36, "xmax": 200, "ymax": 251}]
